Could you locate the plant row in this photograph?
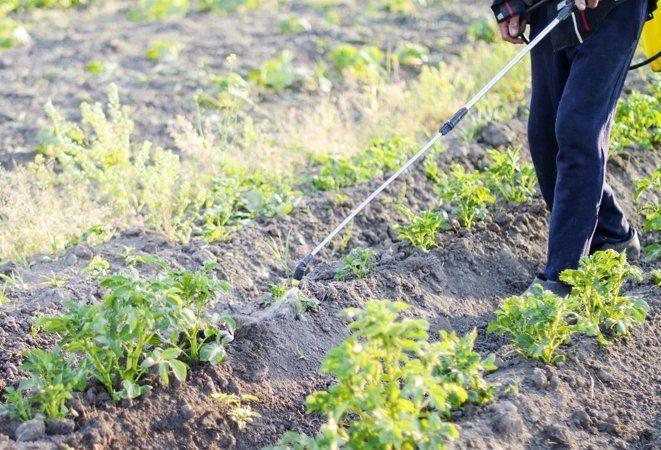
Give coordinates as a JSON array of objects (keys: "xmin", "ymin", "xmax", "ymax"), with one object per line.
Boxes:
[
  {"xmin": 1, "ymin": 262, "xmax": 235, "ymax": 421},
  {"xmin": 489, "ymin": 250, "xmax": 649, "ymax": 363}
]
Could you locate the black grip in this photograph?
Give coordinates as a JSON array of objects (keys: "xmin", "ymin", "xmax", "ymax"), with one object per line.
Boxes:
[
  {"xmin": 293, "ymin": 254, "xmax": 314, "ymax": 281},
  {"xmin": 439, "ymin": 107, "xmax": 468, "ymax": 136}
]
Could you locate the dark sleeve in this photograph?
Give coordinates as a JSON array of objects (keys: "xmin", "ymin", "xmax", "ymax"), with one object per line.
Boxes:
[{"xmin": 491, "ymin": 0, "xmax": 531, "ymax": 22}]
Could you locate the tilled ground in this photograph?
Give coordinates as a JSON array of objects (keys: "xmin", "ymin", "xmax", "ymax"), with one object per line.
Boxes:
[
  {"xmin": 0, "ymin": 141, "xmax": 658, "ymax": 449},
  {"xmin": 0, "ymin": 1, "xmax": 660, "ymax": 449},
  {"xmin": 0, "ymin": 0, "xmax": 484, "ymax": 167}
]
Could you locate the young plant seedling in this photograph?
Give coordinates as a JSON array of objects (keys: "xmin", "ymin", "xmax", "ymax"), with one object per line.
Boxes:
[
  {"xmin": 393, "ymin": 205, "xmax": 452, "ymax": 251},
  {"xmin": 488, "ymin": 286, "xmax": 580, "ymax": 364},
  {"xmin": 210, "ymin": 393, "xmax": 261, "ymax": 430},
  {"xmin": 559, "ymin": 250, "xmax": 647, "ymax": 345},
  {"xmin": 273, "ymin": 301, "xmax": 495, "ymax": 448},
  {"xmin": 335, "ymin": 247, "xmax": 377, "ymax": 281},
  {"xmin": 484, "ymin": 147, "xmax": 537, "ymax": 204},
  {"xmin": 437, "ymin": 165, "xmax": 495, "ymax": 229}
]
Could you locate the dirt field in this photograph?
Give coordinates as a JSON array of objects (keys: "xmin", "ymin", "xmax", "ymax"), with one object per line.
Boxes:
[{"xmin": 0, "ymin": 1, "xmax": 659, "ymax": 449}]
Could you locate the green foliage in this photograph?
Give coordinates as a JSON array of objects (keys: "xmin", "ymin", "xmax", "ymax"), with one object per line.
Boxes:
[
  {"xmin": 488, "ymin": 287, "xmax": 580, "ymax": 363},
  {"xmin": 559, "ymin": 250, "xmax": 647, "ymax": 345},
  {"xmin": 210, "ymin": 393, "xmax": 261, "ymax": 429},
  {"xmin": 393, "ymin": 42, "xmax": 429, "ymax": 68},
  {"xmin": 467, "ymin": 17, "xmax": 497, "ymax": 43},
  {"xmin": 1, "ymin": 348, "xmax": 87, "ymax": 420},
  {"xmin": 32, "ymin": 264, "xmax": 234, "ymax": 403},
  {"xmin": 85, "ymin": 59, "xmax": 107, "ymax": 74},
  {"xmin": 611, "ymin": 84, "xmax": 661, "ymax": 152},
  {"xmin": 273, "ymin": 301, "xmax": 495, "ymax": 449},
  {"xmin": 202, "ymin": 169, "xmax": 298, "ymax": 242},
  {"xmin": 489, "ymin": 250, "xmax": 649, "ymax": 363},
  {"xmin": 130, "ymin": 0, "xmax": 189, "ymax": 21},
  {"xmin": 484, "ymin": 148, "xmax": 537, "ymax": 203},
  {"xmin": 248, "ymin": 50, "xmax": 304, "ymax": 92},
  {"xmin": 312, "ymin": 137, "xmax": 411, "ymax": 191},
  {"xmin": 198, "ymin": 0, "xmax": 259, "ymax": 13},
  {"xmin": 279, "ymin": 16, "xmax": 311, "ymax": 34},
  {"xmin": 437, "ymin": 165, "xmax": 495, "ymax": 228},
  {"xmin": 145, "ymin": 40, "xmax": 181, "ymax": 62},
  {"xmin": 335, "ymin": 247, "xmax": 376, "ymax": 281},
  {"xmin": 634, "ymin": 169, "xmax": 660, "ymax": 233},
  {"xmin": 0, "ymin": 17, "xmax": 30, "ymax": 49},
  {"xmin": 394, "ymin": 205, "xmax": 451, "ymax": 250},
  {"xmin": 328, "ymin": 44, "xmax": 384, "ymax": 83}
]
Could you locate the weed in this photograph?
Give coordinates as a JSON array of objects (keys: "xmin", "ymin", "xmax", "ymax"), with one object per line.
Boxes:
[
  {"xmin": 394, "ymin": 205, "xmax": 451, "ymax": 250},
  {"xmin": 335, "ymin": 247, "xmax": 376, "ymax": 281},
  {"xmin": 272, "ymin": 300, "xmax": 494, "ymax": 449},
  {"xmin": 40, "ymin": 273, "xmax": 67, "ymax": 288},
  {"xmin": 437, "ymin": 165, "xmax": 495, "ymax": 228},
  {"xmin": 210, "ymin": 393, "xmax": 261, "ymax": 429},
  {"xmin": 198, "ymin": 0, "xmax": 260, "ymax": 13},
  {"xmin": 559, "ymin": 250, "xmax": 647, "ymax": 344},
  {"xmin": 258, "ymin": 231, "xmax": 293, "ymax": 277},
  {"xmin": 86, "ymin": 60, "xmax": 107, "ymax": 74},
  {"xmin": 258, "ymin": 281, "xmax": 288, "ymax": 307},
  {"xmin": 484, "ymin": 148, "xmax": 537, "ymax": 203}
]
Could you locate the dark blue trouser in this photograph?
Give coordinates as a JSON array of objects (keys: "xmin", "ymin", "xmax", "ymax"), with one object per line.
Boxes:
[{"xmin": 528, "ymin": 0, "xmax": 648, "ymax": 281}]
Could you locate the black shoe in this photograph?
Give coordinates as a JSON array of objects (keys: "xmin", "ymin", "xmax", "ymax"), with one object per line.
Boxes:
[
  {"xmin": 592, "ymin": 228, "xmax": 641, "ymax": 260},
  {"xmin": 524, "ymin": 275, "xmax": 572, "ymax": 297}
]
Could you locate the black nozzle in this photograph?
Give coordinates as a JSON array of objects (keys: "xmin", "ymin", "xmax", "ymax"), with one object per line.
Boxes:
[{"xmin": 293, "ymin": 254, "xmax": 314, "ymax": 281}]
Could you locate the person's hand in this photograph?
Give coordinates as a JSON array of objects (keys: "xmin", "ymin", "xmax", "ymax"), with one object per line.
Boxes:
[
  {"xmin": 575, "ymin": 0, "xmax": 600, "ymax": 9},
  {"xmin": 498, "ymin": 14, "xmax": 528, "ymax": 44}
]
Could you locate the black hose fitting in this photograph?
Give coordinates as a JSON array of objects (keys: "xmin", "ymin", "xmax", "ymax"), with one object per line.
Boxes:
[
  {"xmin": 439, "ymin": 107, "xmax": 468, "ymax": 136},
  {"xmin": 293, "ymin": 254, "xmax": 314, "ymax": 281}
]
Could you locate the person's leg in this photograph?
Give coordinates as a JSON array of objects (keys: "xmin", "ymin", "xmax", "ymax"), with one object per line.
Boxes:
[
  {"xmin": 544, "ymin": 0, "xmax": 648, "ymax": 281},
  {"xmin": 527, "ymin": 8, "xmax": 571, "ymax": 211}
]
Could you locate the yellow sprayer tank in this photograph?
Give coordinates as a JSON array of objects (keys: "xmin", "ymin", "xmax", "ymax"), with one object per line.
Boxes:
[{"xmin": 642, "ymin": 11, "xmax": 661, "ymax": 72}]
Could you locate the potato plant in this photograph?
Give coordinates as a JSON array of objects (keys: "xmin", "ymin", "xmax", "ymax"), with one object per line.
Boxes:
[
  {"xmin": 437, "ymin": 165, "xmax": 495, "ymax": 228},
  {"xmin": 634, "ymin": 169, "xmax": 660, "ymax": 259},
  {"xmin": 5, "ymin": 264, "xmax": 237, "ymax": 414},
  {"xmin": 248, "ymin": 50, "xmax": 310, "ymax": 92},
  {"xmin": 335, "ymin": 247, "xmax": 376, "ymax": 281},
  {"xmin": 488, "ymin": 287, "xmax": 581, "ymax": 363},
  {"xmin": 328, "ymin": 44, "xmax": 384, "ymax": 83},
  {"xmin": 489, "ymin": 250, "xmax": 649, "ymax": 363},
  {"xmin": 312, "ymin": 137, "xmax": 411, "ymax": 191},
  {"xmin": 1, "ymin": 348, "xmax": 88, "ymax": 420},
  {"xmin": 484, "ymin": 148, "xmax": 537, "ymax": 204},
  {"xmin": 611, "ymin": 81, "xmax": 660, "ymax": 152},
  {"xmin": 559, "ymin": 250, "xmax": 647, "ymax": 345},
  {"xmin": 272, "ymin": 301, "xmax": 495, "ymax": 449},
  {"xmin": 394, "ymin": 205, "xmax": 451, "ymax": 251}
]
